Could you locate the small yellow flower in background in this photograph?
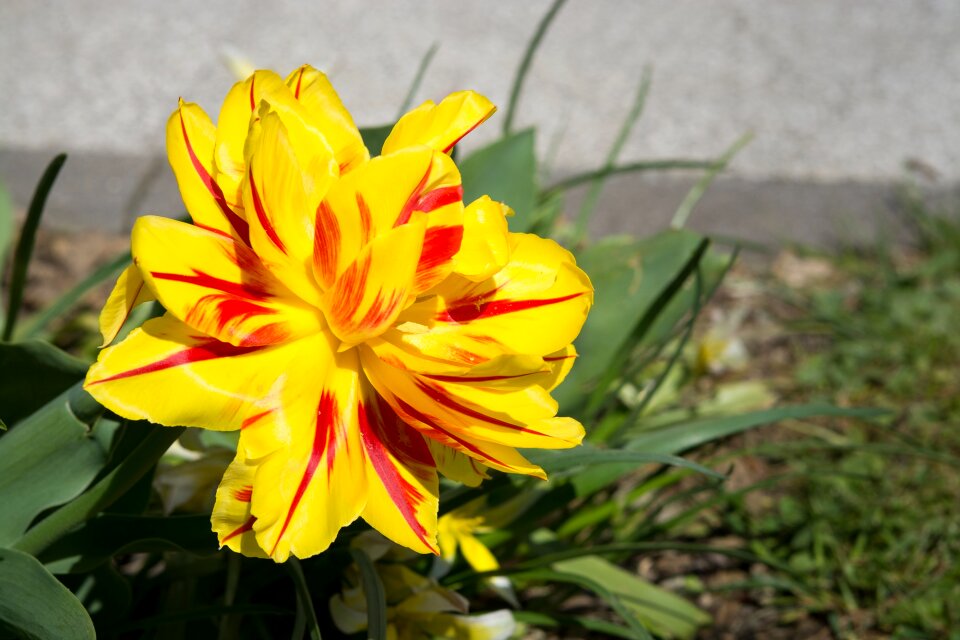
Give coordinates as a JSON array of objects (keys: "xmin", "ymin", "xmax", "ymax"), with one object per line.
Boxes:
[
  {"xmin": 331, "ymin": 533, "xmax": 516, "ymax": 640},
  {"xmin": 437, "ymin": 494, "xmax": 538, "ymax": 606},
  {"xmin": 85, "ymin": 65, "xmax": 592, "ymax": 562}
]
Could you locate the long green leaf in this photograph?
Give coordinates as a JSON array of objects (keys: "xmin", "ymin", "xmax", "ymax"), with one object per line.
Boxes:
[
  {"xmin": 288, "ymin": 558, "xmax": 322, "ymax": 640},
  {"xmin": 459, "ymin": 129, "xmax": 538, "ymax": 230},
  {"xmin": 573, "ymin": 68, "xmax": 652, "ymax": 240},
  {"xmin": 512, "ymin": 568, "xmax": 653, "ymax": 639},
  {"xmin": 513, "ymin": 611, "xmax": 637, "ymax": 639},
  {"xmin": 3, "ymin": 154, "xmax": 67, "ymax": 341},
  {"xmin": 523, "ymin": 446, "xmax": 722, "ymax": 479},
  {"xmin": 42, "ymin": 514, "xmax": 215, "ymax": 574},
  {"xmin": 0, "ymin": 547, "xmax": 95, "ymax": 640},
  {"xmin": 553, "ymin": 555, "xmax": 709, "ymax": 639},
  {"xmin": 0, "ymin": 182, "xmax": 13, "ymax": 281},
  {"xmin": 627, "ymin": 404, "xmax": 887, "ymax": 456},
  {"xmin": 503, "ymin": 0, "xmax": 567, "ymax": 135},
  {"xmin": 553, "ymin": 230, "xmax": 706, "ymax": 414},
  {"xmin": 671, "ymin": 133, "xmax": 752, "ymax": 229},
  {"xmin": 397, "ymin": 42, "xmax": 439, "ymax": 118},
  {"xmin": 19, "ymin": 250, "xmax": 130, "ymax": 339},
  {"xmin": 0, "ymin": 340, "xmax": 89, "ymax": 425},
  {"xmin": 541, "ymin": 159, "xmax": 717, "ymax": 196},
  {"xmin": 0, "ymin": 385, "xmax": 107, "ymax": 546},
  {"xmin": 350, "ymin": 548, "xmax": 387, "ymax": 640},
  {"xmin": 13, "ymin": 424, "xmax": 184, "ymax": 557}
]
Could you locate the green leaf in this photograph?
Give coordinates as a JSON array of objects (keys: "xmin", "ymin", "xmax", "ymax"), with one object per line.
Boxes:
[
  {"xmin": 524, "ymin": 446, "xmax": 722, "ymax": 479},
  {"xmin": 503, "ymin": 0, "xmax": 568, "ymax": 135},
  {"xmin": 553, "ymin": 229, "xmax": 705, "ymax": 412},
  {"xmin": 18, "ymin": 250, "xmax": 130, "ymax": 340},
  {"xmin": 0, "ymin": 340, "xmax": 88, "ymax": 426},
  {"xmin": 0, "ymin": 547, "xmax": 95, "ymax": 640},
  {"xmin": 360, "ymin": 125, "xmax": 393, "ymax": 157},
  {"xmin": 551, "ymin": 555, "xmax": 710, "ymax": 640},
  {"xmin": 3, "ymin": 154, "xmax": 67, "ymax": 342},
  {"xmin": 459, "ymin": 129, "xmax": 538, "ymax": 231},
  {"xmin": 288, "ymin": 558, "xmax": 323, "ymax": 640},
  {"xmin": 513, "ymin": 568, "xmax": 652, "ymax": 639},
  {"xmin": 0, "ymin": 182, "xmax": 13, "ymax": 276},
  {"xmin": 0, "ymin": 386, "xmax": 107, "ymax": 546},
  {"xmin": 350, "ymin": 548, "xmax": 387, "ymax": 640},
  {"xmin": 396, "ymin": 42, "xmax": 439, "ymax": 118},
  {"xmin": 42, "ymin": 514, "xmax": 216, "ymax": 574},
  {"xmin": 627, "ymin": 404, "xmax": 888, "ymax": 456},
  {"xmin": 513, "ymin": 611, "xmax": 637, "ymax": 639},
  {"xmin": 13, "ymin": 424, "xmax": 184, "ymax": 557}
]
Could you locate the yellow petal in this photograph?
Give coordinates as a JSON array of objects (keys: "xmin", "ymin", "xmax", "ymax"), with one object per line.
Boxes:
[
  {"xmin": 427, "ymin": 440, "xmax": 490, "ymax": 487},
  {"xmin": 359, "ymin": 393, "xmax": 439, "ymax": 555},
  {"xmin": 249, "ymin": 345, "xmax": 369, "ymax": 561},
  {"xmin": 362, "ymin": 349, "xmax": 582, "ymax": 451},
  {"xmin": 242, "ymin": 111, "xmax": 336, "ymax": 306},
  {"xmin": 361, "ymin": 350, "xmax": 546, "ymax": 479},
  {"xmin": 383, "ymin": 91, "xmax": 496, "ymax": 155},
  {"xmin": 458, "ymin": 532, "xmax": 500, "ymax": 573},
  {"xmin": 285, "ymin": 65, "xmax": 369, "ymax": 174},
  {"xmin": 322, "ymin": 217, "xmax": 425, "ymax": 346},
  {"xmin": 132, "ymin": 216, "xmax": 322, "ymax": 347},
  {"xmin": 213, "ymin": 70, "xmax": 288, "ymax": 211},
  {"xmin": 85, "ymin": 314, "xmax": 320, "ymax": 430},
  {"xmin": 99, "ymin": 264, "xmax": 156, "ymax": 347},
  {"xmin": 166, "ymin": 100, "xmax": 249, "ymax": 242},
  {"xmin": 452, "ymin": 197, "xmax": 511, "ymax": 282},
  {"xmin": 399, "ymin": 233, "xmax": 593, "ymax": 358},
  {"xmin": 212, "ymin": 449, "xmax": 268, "ymax": 558},
  {"xmin": 316, "ymin": 149, "xmax": 463, "ymax": 291}
]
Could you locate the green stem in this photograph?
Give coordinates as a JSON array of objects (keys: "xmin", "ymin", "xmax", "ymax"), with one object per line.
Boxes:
[
  {"xmin": 13, "ymin": 425, "xmax": 184, "ymax": 557},
  {"xmin": 287, "ymin": 558, "xmax": 322, "ymax": 640}
]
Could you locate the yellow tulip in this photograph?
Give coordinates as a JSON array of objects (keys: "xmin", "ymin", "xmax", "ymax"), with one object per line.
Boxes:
[{"xmin": 85, "ymin": 65, "xmax": 592, "ymax": 562}]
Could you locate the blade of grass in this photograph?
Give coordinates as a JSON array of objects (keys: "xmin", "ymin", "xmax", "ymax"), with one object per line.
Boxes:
[
  {"xmin": 3, "ymin": 154, "xmax": 67, "ymax": 341},
  {"xmin": 287, "ymin": 558, "xmax": 321, "ymax": 640},
  {"xmin": 542, "ymin": 159, "xmax": 717, "ymax": 197},
  {"xmin": 671, "ymin": 133, "xmax": 752, "ymax": 229},
  {"xmin": 350, "ymin": 548, "xmax": 387, "ymax": 640},
  {"xmin": 503, "ymin": 0, "xmax": 567, "ymax": 135},
  {"xmin": 396, "ymin": 42, "xmax": 439, "ymax": 119},
  {"xmin": 18, "ymin": 250, "xmax": 130, "ymax": 339},
  {"xmin": 573, "ymin": 67, "xmax": 652, "ymax": 240}
]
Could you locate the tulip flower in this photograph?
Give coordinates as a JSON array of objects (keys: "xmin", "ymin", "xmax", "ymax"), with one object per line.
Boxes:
[{"xmin": 85, "ymin": 65, "xmax": 592, "ymax": 561}]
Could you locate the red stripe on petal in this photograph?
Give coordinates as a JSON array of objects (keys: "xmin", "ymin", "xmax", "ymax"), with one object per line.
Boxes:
[
  {"xmin": 293, "ymin": 67, "xmax": 305, "ymax": 99},
  {"xmin": 178, "ymin": 112, "xmax": 251, "ymax": 245},
  {"xmin": 88, "ymin": 340, "xmax": 262, "ymax": 386},
  {"xmin": 357, "ymin": 193, "xmax": 374, "ymax": 245},
  {"xmin": 421, "ymin": 371, "xmax": 537, "ymax": 384},
  {"xmin": 437, "ymin": 292, "xmax": 586, "ymax": 323},
  {"xmin": 222, "ymin": 515, "xmax": 256, "ymax": 544},
  {"xmin": 544, "ymin": 353, "xmax": 577, "ymax": 362},
  {"xmin": 394, "ymin": 397, "xmax": 506, "ymax": 467},
  {"xmin": 416, "ymin": 225, "xmax": 463, "ymax": 278},
  {"xmin": 314, "ymin": 201, "xmax": 341, "ymax": 287},
  {"xmin": 442, "ymin": 118, "xmax": 487, "ymax": 154},
  {"xmin": 249, "ymin": 74, "xmax": 257, "ymax": 111},
  {"xmin": 233, "ymin": 486, "xmax": 253, "ymax": 502},
  {"xmin": 242, "ymin": 409, "xmax": 274, "ymax": 429},
  {"xmin": 414, "ymin": 379, "xmax": 547, "ymax": 436},
  {"xmin": 270, "ymin": 391, "xmax": 338, "ymax": 556},
  {"xmin": 248, "ymin": 167, "xmax": 288, "ymax": 254},
  {"xmin": 394, "ymin": 165, "xmax": 432, "ymax": 227},
  {"xmin": 359, "ymin": 400, "xmax": 434, "ymax": 550},
  {"xmin": 152, "ymin": 269, "xmax": 271, "ymax": 300},
  {"xmin": 415, "ymin": 185, "xmax": 463, "ymax": 213}
]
